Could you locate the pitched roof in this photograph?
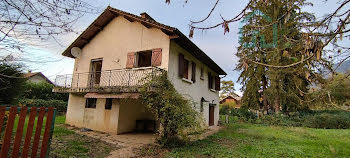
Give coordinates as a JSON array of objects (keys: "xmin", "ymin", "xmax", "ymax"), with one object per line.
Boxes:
[
  {"xmin": 62, "ymin": 6, "xmax": 226, "ymax": 75},
  {"xmin": 24, "ymin": 72, "xmax": 53, "ymax": 84},
  {"xmin": 219, "ymin": 94, "xmax": 241, "ymax": 104}
]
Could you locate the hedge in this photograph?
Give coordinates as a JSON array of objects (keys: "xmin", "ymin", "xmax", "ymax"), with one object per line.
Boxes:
[{"xmin": 19, "ymin": 99, "xmax": 67, "ymax": 113}]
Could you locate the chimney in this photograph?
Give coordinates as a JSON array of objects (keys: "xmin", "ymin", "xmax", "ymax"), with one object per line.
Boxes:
[{"xmin": 140, "ymin": 12, "xmax": 155, "ymax": 21}]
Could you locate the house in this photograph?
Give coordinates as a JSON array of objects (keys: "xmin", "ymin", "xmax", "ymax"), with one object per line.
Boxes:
[
  {"xmin": 53, "ymin": 7, "xmax": 226, "ymax": 134},
  {"xmin": 25, "ymin": 71, "xmax": 53, "ymax": 84},
  {"xmin": 219, "ymin": 95, "xmax": 241, "ymax": 109}
]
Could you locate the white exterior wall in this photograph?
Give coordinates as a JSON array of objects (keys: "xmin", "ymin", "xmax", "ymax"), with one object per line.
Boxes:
[
  {"xmin": 65, "ymin": 15, "xmax": 221, "ymax": 134},
  {"xmin": 66, "ymin": 94, "xmax": 120, "ymax": 134},
  {"xmin": 168, "ymin": 41, "xmax": 220, "ymax": 126},
  {"xmin": 65, "ymin": 16, "xmax": 170, "ymax": 133}
]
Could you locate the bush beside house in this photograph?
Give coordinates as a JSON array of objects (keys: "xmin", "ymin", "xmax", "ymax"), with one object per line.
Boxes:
[{"xmin": 20, "ymin": 82, "xmax": 68, "ymax": 112}]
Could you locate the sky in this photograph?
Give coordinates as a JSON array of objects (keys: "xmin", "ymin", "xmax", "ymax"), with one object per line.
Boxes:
[{"xmin": 23, "ymin": 0, "xmax": 343, "ymax": 96}]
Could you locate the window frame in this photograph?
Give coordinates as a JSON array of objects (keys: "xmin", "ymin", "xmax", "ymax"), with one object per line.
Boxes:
[
  {"xmin": 105, "ymin": 98, "xmax": 112, "ymax": 110},
  {"xmin": 183, "ymin": 59, "xmax": 189, "ymax": 79},
  {"xmin": 85, "ymin": 98, "xmax": 97, "ymax": 108},
  {"xmin": 208, "ymin": 72, "xmax": 214, "ymax": 89},
  {"xmin": 136, "ymin": 50, "xmax": 152, "ymax": 68}
]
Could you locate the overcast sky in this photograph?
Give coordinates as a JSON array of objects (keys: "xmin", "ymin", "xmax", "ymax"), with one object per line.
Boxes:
[{"xmin": 24, "ymin": 0, "xmax": 343, "ymax": 96}]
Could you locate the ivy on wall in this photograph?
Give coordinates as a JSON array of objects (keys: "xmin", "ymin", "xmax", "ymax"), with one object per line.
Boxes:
[{"xmin": 140, "ymin": 71, "xmax": 201, "ymax": 146}]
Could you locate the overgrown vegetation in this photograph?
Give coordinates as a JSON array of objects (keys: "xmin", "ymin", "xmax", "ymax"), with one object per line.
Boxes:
[
  {"xmin": 22, "ymin": 82, "xmax": 68, "ymax": 101},
  {"xmin": 19, "ymin": 82, "xmax": 69, "ymax": 112},
  {"xmin": 0, "ymin": 62, "xmax": 27, "ymax": 104},
  {"xmin": 308, "ymin": 72, "xmax": 350, "ymax": 110},
  {"xmin": 222, "ymin": 109, "xmax": 350, "ymax": 129},
  {"xmin": 140, "ymin": 72, "xmax": 201, "ymax": 146},
  {"xmin": 19, "ymin": 99, "xmax": 67, "ymax": 113},
  {"xmin": 257, "ymin": 110, "xmax": 350, "ymax": 129}
]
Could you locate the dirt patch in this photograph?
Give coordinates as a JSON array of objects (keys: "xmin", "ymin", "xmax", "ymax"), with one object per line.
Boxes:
[
  {"xmin": 66, "ymin": 126, "xmax": 156, "ymax": 158},
  {"xmin": 50, "ymin": 125, "xmax": 117, "ymax": 158},
  {"xmin": 133, "ymin": 144, "xmax": 169, "ymax": 158},
  {"xmin": 134, "ymin": 126, "xmax": 222, "ymax": 158}
]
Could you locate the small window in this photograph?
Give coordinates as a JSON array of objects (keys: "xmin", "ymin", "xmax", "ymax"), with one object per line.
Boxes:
[
  {"xmin": 208, "ymin": 72, "xmax": 214, "ymax": 89},
  {"xmin": 183, "ymin": 59, "xmax": 189, "ymax": 79},
  {"xmin": 200, "ymin": 67, "xmax": 204, "ymax": 80},
  {"xmin": 105, "ymin": 98, "xmax": 112, "ymax": 110},
  {"xmin": 137, "ymin": 50, "xmax": 152, "ymax": 67},
  {"xmin": 85, "ymin": 98, "xmax": 97, "ymax": 108}
]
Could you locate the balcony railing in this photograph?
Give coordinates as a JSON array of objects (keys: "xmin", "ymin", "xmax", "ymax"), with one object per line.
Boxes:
[{"xmin": 53, "ymin": 67, "xmax": 164, "ymax": 93}]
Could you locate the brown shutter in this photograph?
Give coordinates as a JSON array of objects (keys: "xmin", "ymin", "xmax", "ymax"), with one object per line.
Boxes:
[
  {"xmin": 208, "ymin": 72, "xmax": 212, "ymax": 89},
  {"xmin": 151, "ymin": 48, "xmax": 162, "ymax": 66},
  {"xmin": 126, "ymin": 52, "xmax": 135, "ymax": 69},
  {"xmin": 191, "ymin": 62, "xmax": 196, "ymax": 83},
  {"xmin": 215, "ymin": 76, "xmax": 220, "ymax": 91},
  {"xmin": 178, "ymin": 53, "xmax": 184, "ymax": 78}
]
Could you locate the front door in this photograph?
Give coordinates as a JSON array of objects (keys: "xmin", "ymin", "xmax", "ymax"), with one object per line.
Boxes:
[
  {"xmin": 209, "ymin": 106, "xmax": 214, "ymax": 126},
  {"xmin": 90, "ymin": 59, "xmax": 102, "ymax": 87}
]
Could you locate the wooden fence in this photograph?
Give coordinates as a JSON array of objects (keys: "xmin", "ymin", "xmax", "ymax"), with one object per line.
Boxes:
[{"xmin": 0, "ymin": 106, "xmax": 56, "ymax": 158}]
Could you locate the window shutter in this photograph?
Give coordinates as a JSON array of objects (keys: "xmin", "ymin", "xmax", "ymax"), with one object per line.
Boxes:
[
  {"xmin": 208, "ymin": 72, "xmax": 212, "ymax": 89},
  {"xmin": 151, "ymin": 48, "xmax": 162, "ymax": 66},
  {"xmin": 126, "ymin": 52, "xmax": 135, "ymax": 69},
  {"xmin": 178, "ymin": 53, "xmax": 184, "ymax": 78},
  {"xmin": 191, "ymin": 62, "xmax": 196, "ymax": 83},
  {"xmin": 215, "ymin": 76, "xmax": 220, "ymax": 91}
]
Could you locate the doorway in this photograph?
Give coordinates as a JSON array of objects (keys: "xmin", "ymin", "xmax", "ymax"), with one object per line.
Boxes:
[
  {"xmin": 209, "ymin": 106, "xmax": 214, "ymax": 126},
  {"xmin": 90, "ymin": 59, "xmax": 102, "ymax": 87}
]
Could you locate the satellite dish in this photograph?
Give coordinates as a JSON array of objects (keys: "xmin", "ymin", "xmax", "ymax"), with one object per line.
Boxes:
[{"xmin": 71, "ymin": 47, "xmax": 81, "ymax": 58}]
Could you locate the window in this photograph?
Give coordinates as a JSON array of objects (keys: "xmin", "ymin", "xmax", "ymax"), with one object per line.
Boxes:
[
  {"xmin": 208, "ymin": 72, "xmax": 213, "ymax": 89},
  {"xmin": 85, "ymin": 98, "xmax": 97, "ymax": 108},
  {"xmin": 200, "ymin": 67, "xmax": 204, "ymax": 80},
  {"xmin": 183, "ymin": 59, "xmax": 189, "ymax": 79},
  {"xmin": 105, "ymin": 98, "xmax": 112, "ymax": 110},
  {"xmin": 90, "ymin": 59, "xmax": 103, "ymax": 86},
  {"xmin": 137, "ymin": 50, "xmax": 152, "ymax": 67}
]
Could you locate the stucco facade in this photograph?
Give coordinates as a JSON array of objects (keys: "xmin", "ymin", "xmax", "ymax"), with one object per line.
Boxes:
[{"xmin": 61, "ymin": 7, "xmax": 225, "ymax": 134}]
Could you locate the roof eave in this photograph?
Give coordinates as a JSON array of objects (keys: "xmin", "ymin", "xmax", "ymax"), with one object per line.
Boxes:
[{"xmin": 173, "ymin": 29, "xmax": 227, "ymax": 75}]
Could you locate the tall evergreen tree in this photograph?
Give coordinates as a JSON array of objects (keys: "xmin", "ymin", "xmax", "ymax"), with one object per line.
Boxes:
[{"xmin": 236, "ymin": 0, "xmax": 326, "ymax": 113}]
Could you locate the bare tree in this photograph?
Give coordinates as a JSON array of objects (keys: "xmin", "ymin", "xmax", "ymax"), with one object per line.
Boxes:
[{"xmin": 0, "ymin": 0, "xmax": 98, "ymax": 63}]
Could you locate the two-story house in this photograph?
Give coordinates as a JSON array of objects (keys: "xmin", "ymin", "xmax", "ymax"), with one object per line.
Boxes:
[{"xmin": 54, "ymin": 7, "xmax": 226, "ymax": 134}]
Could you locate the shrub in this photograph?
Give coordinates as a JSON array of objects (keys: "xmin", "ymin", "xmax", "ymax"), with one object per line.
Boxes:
[
  {"xmin": 230, "ymin": 108, "xmax": 257, "ymax": 121},
  {"xmin": 19, "ymin": 99, "xmax": 67, "ymax": 113},
  {"xmin": 0, "ymin": 62, "xmax": 27, "ymax": 104},
  {"xmin": 22, "ymin": 82, "xmax": 68, "ymax": 101},
  {"xmin": 305, "ymin": 113, "xmax": 350, "ymax": 129},
  {"xmin": 140, "ymin": 72, "xmax": 200, "ymax": 147},
  {"xmin": 256, "ymin": 110, "xmax": 350, "ymax": 129}
]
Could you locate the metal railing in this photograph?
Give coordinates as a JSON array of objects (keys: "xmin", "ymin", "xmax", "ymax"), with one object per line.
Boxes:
[{"xmin": 54, "ymin": 67, "xmax": 164, "ymax": 89}]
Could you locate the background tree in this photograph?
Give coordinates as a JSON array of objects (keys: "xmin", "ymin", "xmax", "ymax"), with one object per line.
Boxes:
[
  {"xmin": 235, "ymin": 0, "xmax": 326, "ymax": 113},
  {"xmin": 0, "ymin": 0, "xmax": 97, "ymax": 74},
  {"xmin": 220, "ymin": 80, "xmax": 236, "ymax": 98},
  {"xmin": 166, "ymin": 0, "xmax": 350, "ymax": 112},
  {"xmin": 0, "ymin": 61, "xmax": 26, "ymax": 104}
]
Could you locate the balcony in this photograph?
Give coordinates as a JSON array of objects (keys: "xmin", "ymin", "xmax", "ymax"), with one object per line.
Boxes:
[{"xmin": 53, "ymin": 67, "xmax": 164, "ymax": 93}]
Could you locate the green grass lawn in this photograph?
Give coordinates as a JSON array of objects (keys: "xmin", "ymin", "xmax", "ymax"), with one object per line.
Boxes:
[{"xmin": 165, "ymin": 123, "xmax": 350, "ymax": 158}]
